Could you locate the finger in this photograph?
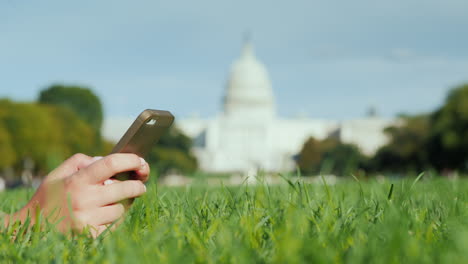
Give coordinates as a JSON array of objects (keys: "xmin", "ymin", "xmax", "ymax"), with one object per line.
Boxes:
[
  {"xmin": 80, "ymin": 153, "xmax": 144, "ymax": 184},
  {"xmin": 133, "ymin": 159, "xmax": 150, "ymax": 182},
  {"xmin": 46, "ymin": 153, "xmax": 93, "ymax": 181},
  {"xmin": 111, "ymin": 158, "xmax": 149, "ymax": 182},
  {"xmin": 93, "ymin": 223, "xmax": 120, "ymax": 238},
  {"xmin": 80, "ymin": 156, "xmax": 103, "ymax": 170},
  {"xmin": 96, "ymin": 180, "xmax": 146, "ymax": 206},
  {"xmin": 90, "ymin": 203, "xmax": 126, "ymax": 226},
  {"xmin": 74, "ymin": 205, "xmax": 124, "ymax": 228},
  {"xmin": 64, "ymin": 153, "xmax": 95, "ymax": 171},
  {"xmin": 90, "ymin": 225, "xmax": 106, "ymax": 238}
]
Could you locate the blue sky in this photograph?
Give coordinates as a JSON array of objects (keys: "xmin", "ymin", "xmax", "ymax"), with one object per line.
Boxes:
[{"xmin": 1, "ymin": 0, "xmax": 467, "ymax": 121}]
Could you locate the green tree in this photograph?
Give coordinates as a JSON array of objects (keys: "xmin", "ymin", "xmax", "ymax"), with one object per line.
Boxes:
[
  {"xmin": 429, "ymin": 83, "xmax": 468, "ymax": 172},
  {"xmin": 38, "ymin": 84, "xmax": 103, "ymax": 131},
  {"xmin": 0, "ymin": 100, "xmax": 97, "ymax": 175},
  {"xmin": 297, "ymin": 137, "xmax": 366, "ymax": 176},
  {"xmin": 371, "ymin": 115, "xmax": 431, "ymax": 174},
  {"xmin": 0, "ymin": 125, "xmax": 15, "ymax": 169},
  {"xmin": 45, "ymin": 105, "xmax": 98, "ymax": 159},
  {"xmin": 146, "ymin": 126, "xmax": 197, "ymax": 176},
  {"xmin": 322, "ymin": 141, "xmax": 367, "ymax": 176},
  {"xmin": 38, "ymin": 84, "xmax": 104, "ymax": 154},
  {"xmin": 0, "ymin": 100, "xmax": 16, "ymax": 169},
  {"xmin": 296, "ymin": 137, "xmax": 323, "ymax": 175},
  {"xmin": 1, "ymin": 101, "xmax": 62, "ymax": 173}
]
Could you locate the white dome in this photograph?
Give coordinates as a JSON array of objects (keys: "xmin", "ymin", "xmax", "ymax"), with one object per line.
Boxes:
[{"xmin": 223, "ymin": 41, "xmax": 275, "ymax": 119}]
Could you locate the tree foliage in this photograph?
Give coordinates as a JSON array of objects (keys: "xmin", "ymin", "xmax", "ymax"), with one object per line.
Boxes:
[
  {"xmin": 296, "ymin": 137, "xmax": 322, "ymax": 174},
  {"xmin": 0, "ymin": 101, "xmax": 16, "ymax": 169},
  {"xmin": 38, "ymin": 84, "xmax": 104, "ymax": 153},
  {"xmin": 0, "ymin": 99, "xmax": 97, "ymax": 175},
  {"xmin": 429, "ymin": 84, "xmax": 468, "ymax": 171},
  {"xmin": 370, "ymin": 83, "xmax": 468, "ymax": 174},
  {"xmin": 38, "ymin": 84, "xmax": 103, "ymax": 131},
  {"xmin": 371, "ymin": 115, "xmax": 431, "ymax": 174},
  {"xmin": 146, "ymin": 126, "xmax": 198, "ymax": 176},
  {"xmin": 322, "ymin": 142, "xmax": 367, "ymax": 176},
  {"xmin": 297, "ymin": 137, "xmax": 367, "ymax": 176}
]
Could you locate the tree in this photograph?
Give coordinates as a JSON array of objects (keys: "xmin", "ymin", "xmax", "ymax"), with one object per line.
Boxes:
[
  {"xmin": 371, "ymin": 115, "xmax": 431, "ymax": 174},
  {"xmin": 146, "ymin": 126, "xmax": 198, "ymax": 176},
  {"xmin": 297, "ymin": 137, "xmax": 366, "ymax": 176},
  {"xmin": 0, "ymin": 100, "xmax": 97, "ymax": 175},
  {"xmin": 0, "ymin": 125, "xmax": 15, "ymax": 169},
  {"xmin": 296, "ymin": 137, "xmax": 323, "ymax": 175},
  {"xmin": 322, "ymin": 141, "xmax": 367, "ymax": 176},
  {"xmin": 38, "ymin": 84, "xmax": 104, "ymax": 153},
  {"xmin": 429, "ymin": 83, "xmax": 468, "ymax": 172},
  {"xmin": 0, "ymin": 100, "xmax": 16, "ymax": 169},
  {"xmin": 38, "ymin": 84, "xmax": 103, "ymax": 131},
  {"xmin": 45, "ymin": 105, "xmax": 99, "ymax": 158},
  {"xmin": 1, "ymin": 101, "xmax": 62, "ymax": 173}
]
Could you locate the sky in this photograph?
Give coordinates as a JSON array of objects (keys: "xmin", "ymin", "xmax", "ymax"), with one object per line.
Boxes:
[{"xmin": 1, "ymin": 0, "xmax": 468, "ymax": 122}]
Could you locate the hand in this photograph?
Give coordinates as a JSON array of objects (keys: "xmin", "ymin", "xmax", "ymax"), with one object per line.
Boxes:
[{"xmin": 5, "ymin": 153, "xmax": 150, "ymax": 237}]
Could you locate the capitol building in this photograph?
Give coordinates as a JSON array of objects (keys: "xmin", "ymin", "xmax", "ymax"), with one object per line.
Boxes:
[{"xmin": 177, "ymin": 41, "xmax": 395, "ymax": 173}]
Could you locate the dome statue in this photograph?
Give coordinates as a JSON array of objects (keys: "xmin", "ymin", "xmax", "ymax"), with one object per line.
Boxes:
[{"xmin": 223, "ymin": 40, "xmax": 276, "ymax": 119}]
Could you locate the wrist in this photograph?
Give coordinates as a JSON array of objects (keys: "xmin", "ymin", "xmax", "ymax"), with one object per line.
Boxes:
[
  {"xmin": 1, "ymin": 211, "xmax": 7, "ymax": 228},
  {"xmin": 5, "ymin": 203, "xmax": 37, "ymax": 228}
]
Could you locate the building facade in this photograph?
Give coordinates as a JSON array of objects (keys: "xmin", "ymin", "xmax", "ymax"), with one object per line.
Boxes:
[{"xmin": 178, "ymin": 41, "xmax": 394, "ymax": 173}]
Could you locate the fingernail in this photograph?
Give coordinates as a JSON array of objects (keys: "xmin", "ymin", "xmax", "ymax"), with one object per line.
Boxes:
[
  {"xmin": 139, "ymin": 157, "xmax": 146, "ymax": 169},
  {"xmin": 91, "ymin": 156, "xmax": 103, "ymax": 163},
  {"xmin": 103, "ymin": 179, "xmax": 114, "ymax": 185},
  {"xmin": 143, "ymin": 184, "xmax": 147, "ymax": 192}
]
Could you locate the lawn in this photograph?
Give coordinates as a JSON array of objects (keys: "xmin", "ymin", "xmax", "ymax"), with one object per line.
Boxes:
[{"xmin": 0, "ymin": 177, "xmax": 467, "ymax": 263}]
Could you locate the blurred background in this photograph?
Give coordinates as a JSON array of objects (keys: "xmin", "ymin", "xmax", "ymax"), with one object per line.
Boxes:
[{"xmin": 1, "ymin": 0, "xmax": 467, "ymax": 188}]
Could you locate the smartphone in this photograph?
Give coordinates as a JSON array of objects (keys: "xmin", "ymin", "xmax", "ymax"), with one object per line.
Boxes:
[{"xmin": 110, "ymin": 109, "xmax": 175, "ymax": 181}]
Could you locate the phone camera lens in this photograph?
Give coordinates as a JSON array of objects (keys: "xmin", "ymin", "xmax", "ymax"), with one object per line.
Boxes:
[{"xmin": 146, "ymin": 118, "xmax": 157, "ymax": 125}]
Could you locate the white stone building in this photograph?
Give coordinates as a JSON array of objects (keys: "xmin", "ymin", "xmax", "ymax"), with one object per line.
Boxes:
[{"xmin": 177, "ymin": 41, "xmax": 395, "ymax": 173}]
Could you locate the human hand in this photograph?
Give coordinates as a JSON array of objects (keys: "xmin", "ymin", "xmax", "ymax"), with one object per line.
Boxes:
[{"xmin": 5, "ymin": 153, "xmax": 149, "ymax": 237}]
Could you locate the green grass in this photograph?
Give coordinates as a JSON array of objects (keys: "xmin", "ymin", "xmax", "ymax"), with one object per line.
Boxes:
[{"xmin": 0, "ymin": 177, "xmax": 467, "ymax": 263}]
